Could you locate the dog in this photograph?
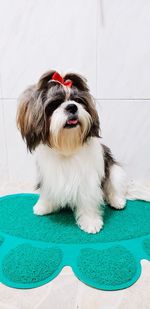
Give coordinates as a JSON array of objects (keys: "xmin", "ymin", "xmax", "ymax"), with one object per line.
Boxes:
[{"xmin": 17, "ymin": 70, "xmax": 127, "ymax": 234}]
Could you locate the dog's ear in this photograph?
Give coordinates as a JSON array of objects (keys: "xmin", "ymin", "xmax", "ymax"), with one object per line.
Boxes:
[
  {"xmin": 16, "ymin": 86, "xmax": 46, "ymax": 152},
  {"xmin": 37, "ymin": 70, "xmax": 56, "ymax": 90},
  {"xmin": 64, "ymin": 73, "xmax": 89, "ymax": 92}
]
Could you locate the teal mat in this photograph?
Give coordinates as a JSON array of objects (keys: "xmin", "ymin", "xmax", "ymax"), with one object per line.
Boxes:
[{"xmin": 0, "ymin": 193, "xmax": 150, "ymax": 290}]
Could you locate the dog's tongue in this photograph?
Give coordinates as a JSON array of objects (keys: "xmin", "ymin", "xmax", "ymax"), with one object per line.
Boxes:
[{"xmin": 67, "ymin": 119, "xmax": 78, "ymax": 125}]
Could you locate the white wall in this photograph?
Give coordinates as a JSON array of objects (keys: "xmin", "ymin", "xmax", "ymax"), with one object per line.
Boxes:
[{"xmin": 0, "ymin": 0, "xmax": 150, "ymax": 189}]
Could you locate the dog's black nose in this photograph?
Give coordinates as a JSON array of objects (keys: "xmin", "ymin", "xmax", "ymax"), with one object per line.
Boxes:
[{"xmin": 65, "ymin": 104, "xmax": 78, "ymax": 114}]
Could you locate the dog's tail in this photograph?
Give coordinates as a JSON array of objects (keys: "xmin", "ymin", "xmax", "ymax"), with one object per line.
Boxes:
[{"xmin": 126, "ymin": 180, "xmax": 150, "ymax": 201}]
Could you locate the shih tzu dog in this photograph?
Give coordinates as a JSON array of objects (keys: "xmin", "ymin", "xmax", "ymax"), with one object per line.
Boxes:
[{"xmin": 17, "ymin": 70, "xmax": 127, "ymax": 234}]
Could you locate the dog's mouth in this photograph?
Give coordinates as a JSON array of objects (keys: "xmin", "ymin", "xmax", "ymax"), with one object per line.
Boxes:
[{"xmin": 64, "ymin": 116, "xmax": 79, "ymax": 128}]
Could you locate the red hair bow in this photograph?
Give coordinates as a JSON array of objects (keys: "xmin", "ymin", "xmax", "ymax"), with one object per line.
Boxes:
[{"xmin": 51, "ymin": 72, "xmax": 72, "ymax": 88}]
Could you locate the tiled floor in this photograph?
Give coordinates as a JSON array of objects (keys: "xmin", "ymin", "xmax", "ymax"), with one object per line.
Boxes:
[{"xmin": 0, "ymin": 184, "xmax": 150, "ymax": 309}]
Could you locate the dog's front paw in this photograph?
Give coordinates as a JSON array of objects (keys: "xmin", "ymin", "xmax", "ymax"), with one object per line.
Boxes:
[
  {"xmin": 33, "ymin": 200, "xmax": 51, "ymax": 216},
  {"xmin": 109, "ymin": 197, "xmax": 126, "ymax": 210},
  {"xmin": 77, "ymin": 215, "xmax": 103, "ymax": 234}
]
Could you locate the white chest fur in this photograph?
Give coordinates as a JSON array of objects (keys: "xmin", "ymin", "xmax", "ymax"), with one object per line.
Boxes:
[{"xmin": 35, "ymin": 137, "xmax": 105, "ymax": 208}]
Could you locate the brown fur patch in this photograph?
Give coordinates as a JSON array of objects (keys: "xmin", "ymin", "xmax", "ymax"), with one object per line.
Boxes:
[
  {"xmin": 16, "ymin": 86, "xmax": 48, "ymax": 152},
  {"xmin": 37, "ymin": 70, "xmax": 56, "ymax": 90},
  {"xmin": 50, "ymin": 125, "xmax": 82, "ymax": 156}
]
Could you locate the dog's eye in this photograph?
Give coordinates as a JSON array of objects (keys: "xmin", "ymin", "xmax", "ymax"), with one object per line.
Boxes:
[
  {"xmin": 45, "ymin": 100, "xmax": 62, "ymax": 116},
  {"xmin": 74, "ymin": 98, "xmax": 87, "ymax": 108}
]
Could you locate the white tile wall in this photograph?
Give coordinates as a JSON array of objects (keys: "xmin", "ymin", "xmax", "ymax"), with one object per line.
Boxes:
[
  {"xmin": 96, "ymin": 100, "xmax": 150, "ymax": 179},
  {"xmin": 97, "ymin": 0, "xmax": 150, "ymax": 99},
  {"xmin": 0, "ymin": 0, "xmax": 97, "ymax": 98},
  {"xmin": 0, "ymin": 101, "xmax": 7, "ymax": 185},
  {"xmin": 3, "ymin": 99, "xmax": 36, "ymax": 184},
  {"xmin": 0, "ymin": 0, "xmax": 150, "ymax": 187},
  {"xmin": 0, "ymin": 77, "xmax": 8, "ymax": 185}
]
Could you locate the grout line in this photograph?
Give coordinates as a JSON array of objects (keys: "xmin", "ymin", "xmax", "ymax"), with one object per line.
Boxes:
[{"xmin": 0, "ymin": 98, "xmax": 17, "ymax": 100}]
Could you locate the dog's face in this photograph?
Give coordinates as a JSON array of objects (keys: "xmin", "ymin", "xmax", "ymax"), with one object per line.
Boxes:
[{"xmin": 17, "ymin": 70, "xmax": 100, "ymax": 155}]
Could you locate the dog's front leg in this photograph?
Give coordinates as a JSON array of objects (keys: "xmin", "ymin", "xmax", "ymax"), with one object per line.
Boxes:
[
  {"xmin": 33, "ymin": 195, "xmax": 57, "ymax": 216},
  {"xmin": 75, "ymin": 189, "xmax": 104, "ymax": 234}
]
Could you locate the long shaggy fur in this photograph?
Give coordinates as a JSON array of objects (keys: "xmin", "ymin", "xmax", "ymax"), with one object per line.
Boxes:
[{"xmin": 17, "ymin": 70, "xmax": 147, "ymax": 234}]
